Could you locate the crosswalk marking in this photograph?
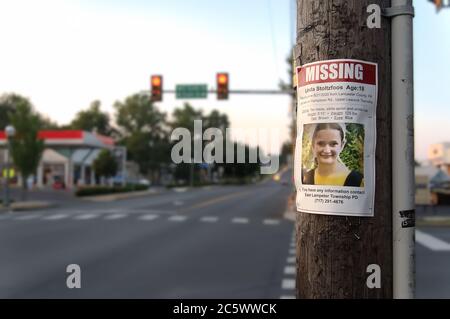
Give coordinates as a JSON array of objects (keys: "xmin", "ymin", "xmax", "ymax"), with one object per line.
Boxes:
[
  {"xmin": 15, "ymin": 214, "xmax": 42, "ymax": 220},
  {"xmin": 287, "ymin": 256, "xmax": 296, "ymax": 264},
  {"xmin": 104, "ymin": 213, "xmax": 128, "ymax": 220},
  {"xmin": 43, "ymin": 214, "xmax": 68, "ymax": 220},
  {"xmin": 263, "ymin": 219, "xmax": 280, "ymax": 225},
  {"xmin": 280, "ymin": 229, "xmax": 297, "ymax": 299},
  {"xmin": 2, "ymin": 213, "xmax": 287, "ymax": 227},
  {"xmin": 139, "ymin": 214, "xmax": 159, "ymax": 221},
  {"xmin": 284, "ymin": 266, "xmax": 296, "ymax": 275},
  {"xmin": 416, "ymin": 230, "xmax": 450, "ymax": 251},
  {"xmin": 200, "ymin": 216, "xmax": 219, "ymax": 223},
  {"xmin": 74, "ymin": 214, "xmax": 98, "ymax": 220},
  {"xmin": 282, "ymin": 279, "xmax": 296, "ymax": 290},
  {"xmin": 232, "ymin": 217, "xmax": 249, "ymax": 224},
  {"xmin": 168, "ymin": 215, "xmax": 187, "ymax": 222}
]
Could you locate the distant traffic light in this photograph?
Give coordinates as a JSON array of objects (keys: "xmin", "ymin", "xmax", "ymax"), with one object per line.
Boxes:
[
  {"xmin": 430, "ymin": 0, "xmax": 442, "ymax": 10},
  {"xmin": 216, "ymin": 73, "xmax": 229, "ymax": 100},
  {"xmin": 428, "ymin": 0, "xmax": 450, "ymax": 11},
  {"xmin": 151, "ymin": 75, "xmax": 163, "ymax": 102}
]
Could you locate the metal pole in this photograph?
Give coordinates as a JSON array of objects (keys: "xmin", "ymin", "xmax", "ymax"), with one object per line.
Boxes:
[
  {"xmin": 122, "ymin": 146, "xmax": 127, "ymax": 187},
  {"xmin": 391, "ymin": 0, "xmax": 415, "ymax": 299},
  {"xmin": 190, "ymin": 162, "xmax": 194, "ymax": 187},
  {"xmin": 4, "ymin": 138, "xmax": 11, "ymax": 208}
]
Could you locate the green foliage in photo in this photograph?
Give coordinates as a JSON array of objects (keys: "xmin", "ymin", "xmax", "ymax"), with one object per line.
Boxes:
[{"xmin": 339, "ymin": 123, "xmax": 364, "ymax": 174}]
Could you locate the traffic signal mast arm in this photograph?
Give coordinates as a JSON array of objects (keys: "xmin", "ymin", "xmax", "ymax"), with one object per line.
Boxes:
[{"xmin": 152, "ymin": 89, "xmax": 293, "ymax": 95}]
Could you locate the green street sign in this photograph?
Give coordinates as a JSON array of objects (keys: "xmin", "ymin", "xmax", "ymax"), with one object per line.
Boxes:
[{"xmin": 176, "ymin": 84, "xmax": 208, "ymax": 99}]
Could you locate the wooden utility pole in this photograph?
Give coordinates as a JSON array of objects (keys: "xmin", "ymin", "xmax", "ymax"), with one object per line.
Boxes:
[{"xmin": 295, "ymin": 0, "xmax": 393, "ymax": 298}]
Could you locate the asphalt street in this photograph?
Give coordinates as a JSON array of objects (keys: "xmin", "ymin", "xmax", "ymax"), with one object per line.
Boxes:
[
  {"xmin": 0, "ymin": 175, "xmax": 295, "ymax": 298},
  {"xmin": 1, "ymin": 171, "xmax": 450, "ymax": 298}
]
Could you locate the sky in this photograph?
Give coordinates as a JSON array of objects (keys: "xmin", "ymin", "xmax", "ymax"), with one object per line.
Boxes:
[{"xmin": 0, "ymin": 0, "xmax": 449, "ymax": 160}]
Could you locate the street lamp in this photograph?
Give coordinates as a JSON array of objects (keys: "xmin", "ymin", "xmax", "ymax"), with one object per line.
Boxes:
[{"xmin": 3, "ymin": 125, "xmax": 15, "ymax": 209}]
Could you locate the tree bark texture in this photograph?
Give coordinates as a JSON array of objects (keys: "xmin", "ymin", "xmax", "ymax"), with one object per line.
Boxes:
[{"xmin": 295, "ymin": 0, "xmax": 392, "ymax": 298}]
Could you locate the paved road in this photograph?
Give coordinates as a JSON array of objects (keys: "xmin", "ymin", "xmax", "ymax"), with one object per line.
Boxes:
[
  {"xmin": 2, "ymin": 172, "xmax": 450, "ymax": 298},
  {"xmin": 416, "ymin": 226, "xmax": 450, "ymax": 298},
  {"xmin": 0, "ymin": 175, "xmax": 295, "ymax": 298}
]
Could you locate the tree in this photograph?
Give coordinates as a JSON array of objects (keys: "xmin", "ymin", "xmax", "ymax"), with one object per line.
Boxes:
[
  {"xmin": 171, "ymin": 103, "xmax": 203, "ymax": 133},
  {"xmin": 114, "ymin": 94, "xmax": 168, "ymax": 178},
  {"xmin": 0, "ymin": 93, "xmax": 25, "ymax": 129},
  {"xmin": 8, "ymin": 96, "xmax": 45, "ymax": 195},
  {"xmin": 93, "ymin": 149, "xmax": 118, "ymax": 179},
  {"xmin": 203, "ymin": 109, "xmax": 230, "ymax": 132},
  {"xmin": 1, "ymin": 93, "xmax": 60, "ymax": 130},
  {"xmin": 38, "ymin": 115, "xmax": 60, "ymax": 129},
  {"xmin": 70, "ymin": 100, "xmax": 114, "ymax": 135}
]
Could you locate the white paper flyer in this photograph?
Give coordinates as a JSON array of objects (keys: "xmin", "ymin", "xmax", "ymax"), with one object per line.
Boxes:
[{"xmin": 294, "ymin": 59, "xmax": 377, "ymax": 217}]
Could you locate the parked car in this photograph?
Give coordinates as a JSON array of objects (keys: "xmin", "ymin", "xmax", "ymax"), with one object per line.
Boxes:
[
  {"xmin": 52, "ymin": 176, "xmax": 66, "ymax": 189},
  {"xmin": 138, "ymin": 179, "xmax": 151, "ymax": 186}
]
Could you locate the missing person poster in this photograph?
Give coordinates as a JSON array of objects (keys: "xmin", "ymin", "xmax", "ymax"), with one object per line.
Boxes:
[{"xmin": 294, "ymin": 59, "xmax": 377, "ymax": 217}]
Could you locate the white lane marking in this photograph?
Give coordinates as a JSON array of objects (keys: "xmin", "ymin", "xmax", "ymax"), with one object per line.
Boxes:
[
  {"xmin": 416, "ymin": 230, "xmax": 450, "ymax": 251},
  {"xmin": 289, "ymin": 248, "xmax": 296, "ymax": 255},
  {"xmin": 290, "ymin": 242, "xmax": 296, "ymax": 247},
  {"xmin": 168, "ymin": 215, "xmax": 187, "ymax": 222},
  {"xmin": 173, "ymin": 200, "xmax": 184, "ymax": 206},
  {"xmin": 263, "ymin": 219, "xmax": 280, "ymax": 225},
  {"xmin": 43, "ymin": 214, "xmax": 69, "ymax": 221},
  {"xmin": 287, "ymin": 256, "xmax": 296, "ymax": 264},
  {"xmin": 200, "ymin": 216, "xmax": 219, "ymax": 223},
  {"xmin": 74, "ymin": 214, "xmax": 99, "ymax": 220},
  {"xmin": 14, "ymin": 214, "xmax": 42, "ymax": 220},
  {"xmin": 232, "ymin": 217, "xmax": 249, "ymax": 224},
  {"xmin": 284, "ymin": 266, "xmax": 296, "ymax": 275},
  {"xmin": 280, "ymin": 295, "xmax": 296, "ymax": 299},
  {"xmin": 104, "ymin": 213, "xmax": 128, "ymax": 220},
  {"xmin": 139, "ymin": 214, "xmax": 159, "ymax": 221},
  {"xmin": 173, "ymin": 187, "xmax": 187, "ymax": 193},
  {"xmin": 282, "ymin": 279, "xmax": 296, "ymax": 290}
]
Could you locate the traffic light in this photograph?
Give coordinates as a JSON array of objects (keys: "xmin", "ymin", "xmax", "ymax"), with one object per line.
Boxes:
[
  {"xmin": 429, "ymin": 0, "xmax": 447, "ymax": 11},
  {"xmin": 216, "ymin": 73, "xmax": 229, "ymax": 100},
  {"xmin": 151, "ymin": 75, "xmax": 163, "ymax": 102}
]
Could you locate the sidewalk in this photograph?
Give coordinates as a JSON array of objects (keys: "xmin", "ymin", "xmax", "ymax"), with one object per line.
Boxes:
[{"xmin": 0, "ymin": 201, "xmax": 56, "ymax": 213}]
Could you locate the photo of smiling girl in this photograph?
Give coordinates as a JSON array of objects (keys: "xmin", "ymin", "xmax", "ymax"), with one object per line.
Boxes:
[{"xmin": 302, "ymin": 123, "xmax": 364, "ymax": 187}]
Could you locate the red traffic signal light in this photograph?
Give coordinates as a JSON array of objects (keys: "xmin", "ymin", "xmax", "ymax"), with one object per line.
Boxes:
[
  {"xmin": 216, "ymin": 73, "xmax": 229, "ymax": 100},
  {"xmin": 429, "ymin": 0, "xmax": 448, "ymax": 11},
  {"xmin": 151, "ymin": 75, "xmax": 163, "ymax": 102}
]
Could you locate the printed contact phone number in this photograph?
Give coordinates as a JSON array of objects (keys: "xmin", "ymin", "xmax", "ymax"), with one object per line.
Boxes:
[{"xmin": 314, "ymin": 198, "xmax": 344, "ymax": 204}]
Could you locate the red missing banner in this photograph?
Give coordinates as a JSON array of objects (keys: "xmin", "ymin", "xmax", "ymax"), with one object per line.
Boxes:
[{"xmin": 297, "ymin": 60, "xmax": 376, "ymax": 87}]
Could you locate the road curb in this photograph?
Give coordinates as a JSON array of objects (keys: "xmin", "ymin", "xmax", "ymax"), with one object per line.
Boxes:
[
  {"xmin": 416, "ymin": 216, "xmax": 450, "ymax": 227},
  {"xmin": 1, "ymin": 201, "xmax": 56, "ymax": 213},
  {"xmin": 80, "ymin": 189, "xmax": 160, "ymax": 202}
]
